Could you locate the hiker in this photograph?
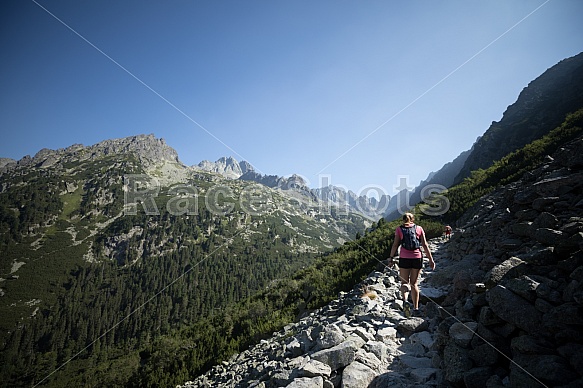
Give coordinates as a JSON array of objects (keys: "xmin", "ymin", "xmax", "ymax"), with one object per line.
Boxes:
[
  {"xmin": 388, "ymin": 212, "xmax": 435, "ymax": 317},
  {"xmin": 444, "ymin": 225, "xmax": 452, "ymax": 240}
]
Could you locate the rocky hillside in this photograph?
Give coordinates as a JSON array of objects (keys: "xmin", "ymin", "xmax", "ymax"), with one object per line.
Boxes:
[
  {"xmin": 180, "ymin": 134, "xmax": 583, "ymax": 387},
  {"xmin": 1, "ymin": 134, "xmax": 179, "ymax": 174},
  {"xmin": 430, "ymin": 133, "xmax": 583, "ymax": 387}
]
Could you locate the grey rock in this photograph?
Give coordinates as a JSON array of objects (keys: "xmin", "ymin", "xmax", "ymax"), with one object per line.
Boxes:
[
  {"xmin": 463, "ymin": 367, "xmax": 494, "ymax": 388},
  {"xmin": 443, "ymin": 343, "xmax": 473, "ymax": 384},
  {"xmin": 543, "ymin": 303, "xmax": 583, "ymax": 326},
  {"xmin": 532, "ymin": 197, "xmax": 559, "ymax": 211},
  {"xmin": 532, "ymin": 211, "xmax": 559, "ymax": 230},
  {"xmin": 310, "ymin": 338, "xmax": 362, "ymax": 372},
  {"xmin": 409, "ymin": 331, "xmax": 435, "ymax": 350},
  {"xmin": 287, "ymin": 338, "xmax": 304, "ymax": 357},
  {"xmin": 316, "ymin": 325, "xmax": 345, "ymax": 350},
  {"xmin": 533, "ymin": 174, "xmax": 583, "ymax": 196},
  {"xmin": 341, "ymin": 361, "xmax": 376, "ymax": 388},
  {"xmin": 410, "ymin": 367, "xmax": 440, "ymax": 384},
  {"xmin": 285, "ymin": 376, "xmax": 324, "ymax": 388},
  {"xmin": 510, "ymin": 335, "xmax": 553, "ymax": 354},
  {"xmin": 519, "ymin": 246, "xmax": 556, "ymax": 265},
  {"xmin": 449, "ymin": 321, "xmax": 478, "ymax": 348},
  {"xmin": 468, "ymin": 343, "xmax": 499, "ymax": 366},
  {"xmin": 398, "ymin": 355, "xmax": 432, "ymax": 369},
  {"xmin": 355, "ymin": 349, "xmax": 382, "ymax": 371},
  {"xmin": 374, "ymin": 326, "xmax": 397, "ymax": 343},
  {"xmin": 534, "ymin": 227, "xmax": 565, "ymax": 246},
  {"xmin": 352, "ymin": 327, "xmax": 375, "ymax": 342},
  {"xmin": 484, "ymin": 257, "xmax": 527, "ymax": 288},
  {"xmin": 487, "ymin": 285, "xmax": 542, "ymax": 334},
  {"xmin": 298, "ymin": 360, "xmax": 332, "ymax": 378},
  {"xmin": 396, "ymin": 317, "xmax": 428, "ymax": 334},
  {"xmin": 478, "ymin": 306, "xmax": 503, "ymax": 326},
  {"xmin": 363, "ymin": 341, "xmax": 389, "ymax": 362},
  {"xmin": 511, "ymin": 221, "xmax": 532, "ymax": 237},
  {"xmin": 510, "ymin": 353, "xmax": 578, "ymax": 386},
  {"xmin": 505, "ymin": 276, "xmax": 539, "ymax": 302}
]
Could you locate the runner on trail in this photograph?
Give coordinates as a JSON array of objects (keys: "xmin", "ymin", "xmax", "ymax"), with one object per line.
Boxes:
[
  {"xmin": 388, "ymin": 212, "xmax": 435, "ymax": 317},
  {"xmin": 444, "ymin": 225, "xmax": 452, "ymax": 240}
]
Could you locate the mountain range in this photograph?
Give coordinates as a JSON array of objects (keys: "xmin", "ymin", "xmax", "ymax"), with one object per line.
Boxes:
[{"xmin": 195, "ymin": 156, "xmax": 389, "ymax": 220}]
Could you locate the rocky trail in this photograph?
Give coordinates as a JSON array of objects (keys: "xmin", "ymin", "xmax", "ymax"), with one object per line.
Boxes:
[{"xmin": 179, "ymin": 237, "xmax": 458, "ymax": 388}]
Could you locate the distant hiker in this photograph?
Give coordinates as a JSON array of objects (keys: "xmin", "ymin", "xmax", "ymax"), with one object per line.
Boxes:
[
  {"xmin": 388, "ymin": 212, "xmax": 435, "ymax": 317},
  {"xmin": 444, "ymin": 225, "xmax": 452, "ymax": 240}
]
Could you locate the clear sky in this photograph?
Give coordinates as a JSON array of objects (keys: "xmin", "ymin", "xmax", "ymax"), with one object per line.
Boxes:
[{"xmin": 1, "ymin": 1, "xmax": 582, "ymax": 196}]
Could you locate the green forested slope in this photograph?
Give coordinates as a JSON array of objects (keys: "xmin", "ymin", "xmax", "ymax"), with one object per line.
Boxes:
[{"xmin": 0, "ymin": 153, "xmax": 366, "ymax": 387}]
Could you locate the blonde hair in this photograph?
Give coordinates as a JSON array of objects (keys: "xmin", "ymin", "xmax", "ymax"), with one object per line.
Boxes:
[{"xmin": 402, "ymin": 212, "xmax": 415, "ymax": 224}]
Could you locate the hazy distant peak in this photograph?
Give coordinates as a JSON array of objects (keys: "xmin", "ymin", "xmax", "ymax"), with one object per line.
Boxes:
[{"xmin": 195, "ymin": 156, "xmax": 255, "ymax": 179}]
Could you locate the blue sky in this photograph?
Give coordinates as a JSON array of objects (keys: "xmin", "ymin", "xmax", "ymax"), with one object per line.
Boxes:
[{"xmin": 1, "ymin": 1, "xmax": 582, "ymax": 196}]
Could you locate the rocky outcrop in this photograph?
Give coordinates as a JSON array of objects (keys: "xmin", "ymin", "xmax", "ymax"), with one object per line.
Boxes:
[
  {"xmin": 85, "ymin": 134, "xmax": 180, "ymax": 168},
  {"xmin": 0, "ymin": 157, "xmax": 16, "ymax": 169},
  {"xmin": 314, "ymin": 186, "xmax": 389, "ymax": 221}
]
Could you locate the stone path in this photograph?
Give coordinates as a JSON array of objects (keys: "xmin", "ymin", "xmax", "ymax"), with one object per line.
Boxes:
[{"xmin": 179, "ymin": 237, "xmax": 455, "ymax": 388}]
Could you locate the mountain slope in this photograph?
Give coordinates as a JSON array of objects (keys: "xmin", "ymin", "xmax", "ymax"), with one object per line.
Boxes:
[
  {"xmin": 454, "ymin": 51, "xmax": 583, "ymax": 184},
  {"xmin": 382, "ymin": 51, "xmax": 583, "ymax": 220},
  {"xmin": 0, "ymin": 135, "xmax": 370, "ymax": 387}
]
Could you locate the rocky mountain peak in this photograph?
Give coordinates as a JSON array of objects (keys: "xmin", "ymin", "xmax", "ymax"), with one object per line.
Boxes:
[
  {"xmin": 86, "ymin": 134, "xmax": 180, "ymax": 168},
  {"xmin": 2, "ymin": 134, "xmax": 180, "ymax": 172}
]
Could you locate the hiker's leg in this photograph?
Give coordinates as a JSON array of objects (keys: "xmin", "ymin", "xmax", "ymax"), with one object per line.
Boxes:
[
  {"xmin": 409, "ymin": 268, "xmax": 421, "ymax": 310},
  {"xmin": 399, "ymin": 268, "xmax": 411, "ymax": 303}
]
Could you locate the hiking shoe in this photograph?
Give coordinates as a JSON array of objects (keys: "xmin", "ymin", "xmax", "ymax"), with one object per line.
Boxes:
[
  {"xmin": 412, "ymin": 308, "xmax": 423, "ymax": 317},
  {"xmin": 403, "ymin": 302, "xmax": 412, "ymax": 318}
]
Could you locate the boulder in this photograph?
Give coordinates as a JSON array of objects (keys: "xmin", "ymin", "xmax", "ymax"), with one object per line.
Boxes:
[
  {"xmin": 298, "ymin": 360, "xmax": 332, "ymax": 378},
  {"xmin": 486, "ymin": 285, "xmax": 542, "ymax": 334},
  {"xmin": 341, "ymin": 361, "xmax": 376, "ymax": 388},
  {"xmin": 449, "ymin": 321, "xmax": 478, "ymax": 348},
  {"xmin": 310, "ymin": 338, "xmax": 363, "ymax": 372},
  {"xmin": 285, "ymin": 376, "xmax": 324, "ymax": 388},
  {"xmin": 484, "ymin": 257, "xmax": 527, "ymax": 288},
  {"xmin": 443, "ymin": 343, "xmax": 473, "ymax": 384}
]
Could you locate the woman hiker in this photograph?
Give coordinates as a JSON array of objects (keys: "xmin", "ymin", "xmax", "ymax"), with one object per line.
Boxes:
[{"xmin": 388, "ymin": 212, "xmax": 435, "ymax": 317}]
